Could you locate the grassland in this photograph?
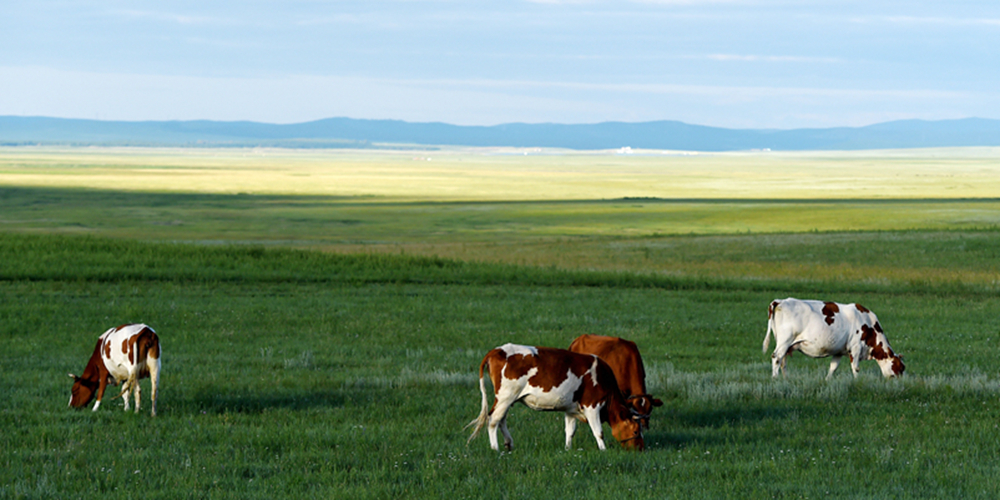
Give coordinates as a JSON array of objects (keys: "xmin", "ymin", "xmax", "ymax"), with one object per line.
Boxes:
[
  {"xmin": 3, "ymin": 146, "xmax": 1000, "ymax": 272},
  {"xmin": 4, "ymin": 145, "xmax": 1000, "ymax": 200},
  {"xmin": 2, "ymin": 146, "xmax": 1000, "ymax": 498},
  {"xmin": 2, "ymin": 235, "xmax": 1000, "ymax": 499}
]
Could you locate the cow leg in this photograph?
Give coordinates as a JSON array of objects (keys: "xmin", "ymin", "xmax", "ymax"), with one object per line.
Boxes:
[
  {"xmin": 849, "ymin": 348, "xmax": 862, "ymax": 377},
  {"xmin": 564, "ymin": 414, "xmax": 578, "ymax": 450},
  {"xmin": 148, "ymin": 356, "xmax": 160, "ymax": 417},
  {"xmin": 498, "ymin": 414, "xmax": 513, "ymax": 451},
  {"xmin": 92, "ymin": 376, "xmax": 109, "ymax": 412},
  {"xmin": 771, "ymin": 338, "xmax": 801, "ymax": 378},
  {"xmin": 582, "ymin": 406, "xmax": 607, "ymax": 451},
  {"xmin": 487, "ymin": 399, "xmax": 515, "ymax": 451},
  {"xmin": 133, "ymin": 379, "xmax": 141, "ymax": 414},
  {"xmin": 771, "ymin": 348, "xmax": 788, "ymax": 378},
  {"xmin": 121, "ymin": 379, "xmax": 131, "ymax": 412},
  {"xmin": 826, "ymin": 356, "xmax": 842, "ymax": 379}
]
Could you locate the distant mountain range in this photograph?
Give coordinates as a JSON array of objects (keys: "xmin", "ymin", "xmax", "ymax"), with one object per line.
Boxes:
[{"xmin": 3, "ymin": 115, "xmax": 1000, "ymax": 151}]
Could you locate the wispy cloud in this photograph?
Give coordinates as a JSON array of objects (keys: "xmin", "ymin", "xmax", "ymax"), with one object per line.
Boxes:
[
  {"xmin": 110, "ymin": 9, "xmax": 242, "ymax": 27},
  {"xmin": 700, "ymin": 54, "xmax": 845, "ymax": 64},
  {"xmin": 856, "ymin": 15, "xmax": 1000, "ymax": 27},
  {"xmin": 524, "ymin": 0, "xmax": 755, "ymax": 4},
  {"xmin": 364, "ymin": 76, "xmax": 972, "ymax": 101}
]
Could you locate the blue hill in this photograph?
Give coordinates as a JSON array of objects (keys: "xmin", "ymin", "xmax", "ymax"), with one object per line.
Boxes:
[{"xmin": 3, "ymin": 115, "xmax": 1000, "ymax": 151}]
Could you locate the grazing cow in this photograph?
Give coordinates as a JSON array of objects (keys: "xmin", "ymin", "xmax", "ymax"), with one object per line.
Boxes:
[
  {"xmin": 568, "ymin": 334, "xmax": 662, "ymax": 430},
  {"xmin": 69, "ymin": 324, "xmax": 161, "ymax": 416},
  {"xmin": 467, "ymin": 344, "xmax": 644, "ymax": 452},
  {"xmin": 763, "ymin": 298, "xmax": 905, "ymax": 379}
]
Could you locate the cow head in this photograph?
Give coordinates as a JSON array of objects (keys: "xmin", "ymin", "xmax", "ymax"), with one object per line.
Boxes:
[
  {"xmin": 609, "ymin": 405, "xmax": 645, "ymax": 451},
  {"xmin": 68, "ymin": 373, "xmax": 97, "ymax": 408},
  {"xmin": 860, "ymin": 323, "xmax": 905, "ymax": 378},
  {"xmin": 626, "ymin": 394, "xmax": 663, "ymax": 430}
]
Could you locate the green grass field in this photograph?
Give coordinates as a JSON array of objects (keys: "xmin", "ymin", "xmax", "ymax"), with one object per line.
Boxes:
[{"xmin": 2, "ymin": 147, "xmax": 1000, "ymax": 498}]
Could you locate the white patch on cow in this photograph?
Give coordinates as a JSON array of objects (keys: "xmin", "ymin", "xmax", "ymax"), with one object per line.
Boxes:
[
  {"xmin": 586, "ymin": 356, "xmax": 600, "ymax": 387},
  {"xmin": 498, "ymin": 343, "xmax": 537, "ymax": 357},
  {"xmin": 521, "ymin": 368, "xmax": 584, "ymax": 411}
]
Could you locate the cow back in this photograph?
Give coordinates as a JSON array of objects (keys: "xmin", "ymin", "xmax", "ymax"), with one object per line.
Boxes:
[{"xmin": 569, "ymin": 334, "xmax": 646, "ymax": 397}]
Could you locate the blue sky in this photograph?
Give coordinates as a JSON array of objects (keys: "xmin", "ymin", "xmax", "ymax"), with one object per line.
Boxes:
[{"xmin": 2, "ymin": 1, "xmax": 999, "ymax": 128}]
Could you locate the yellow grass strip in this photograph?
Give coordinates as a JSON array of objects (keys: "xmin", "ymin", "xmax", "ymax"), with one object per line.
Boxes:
[{"xmin": 3, "ymin": 146, "xmax": 1000, "ymax": 200}]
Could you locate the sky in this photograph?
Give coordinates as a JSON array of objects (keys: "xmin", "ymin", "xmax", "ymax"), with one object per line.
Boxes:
[{"xmin": 2, "ymin": 1, "xmax": 999, "ymax": 129}]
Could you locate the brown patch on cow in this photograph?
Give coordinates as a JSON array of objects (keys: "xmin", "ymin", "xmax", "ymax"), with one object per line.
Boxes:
[
  {"xmin": 148, "ymin": 337, "xmax": 160, "ymax": 359},
  {"xmin": 482, "ymin": 349, "xmax": 508, "ymax": 395},
  {"xmin": 127, "ymin": 334, "xmax": 141, "ymax": 364},
  {"xmin": 821, "ymin": 302, "xmax": 839, "ymax": 325},
  {"xmin": 870, "ymin": 342, "xmax": 889, "ymax": 360},
  {"xmin": 854, "ymin": 303, "xmax": 870, "ymax": 314},
  {"xmin": 529, "ymin": 348, "xmax": 589, "ymax": 392},
  {"xmin": 572, "ymin": 373, "xmax": 590, "ymax": 406},
  {"xmin": 874, "ymin": 321, "xmax": 884, "ymax": 334},
  {"xmin": 892, "ymin": 357, "xmax": 905, "ymax": 376},
  {"xmin": 102, "ymin": 339, "xmax": 112, "ymax": 359},
  {"xmin": 503, "ymin": 354, "xmax": 535, "ymax": 380},
  {"xmin": 769, "ymin": 300, "xmax": 780, "ymax": 319},
  {"xmin": 121, "ymin": 338, "xmax": 129, "ymax": 354},
  {"xmin": 860, "ymin": 324, "xmax": 878, "ymax": 347}
]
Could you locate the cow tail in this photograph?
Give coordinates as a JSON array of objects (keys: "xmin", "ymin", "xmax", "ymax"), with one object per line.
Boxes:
[
  {"xmin": 465, "ymin": 355, "xmax": 491, "ymax": 443},
  {"xmin": 113, "ymin": 376, "xmax": 134, "ymax": 400},
  {"xmin": 113, "ymin": 362, "xmax": 139, "ymax": 401},
  {"xmin": 113, "ymin": 328, "xmax": 153, "ymax": 401},
  {"xmin": 763, "ymin": 303, "xmax": 777, "ymax": 353}
]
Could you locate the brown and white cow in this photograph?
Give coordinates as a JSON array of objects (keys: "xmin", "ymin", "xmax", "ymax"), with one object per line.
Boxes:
[
  {"xmin": 467, "ymin": 344, "xmax": 644, "ymax": 452},
  {"xmin": 568, "ymin": 334, "xmax": 662, "ymax": 430},
  {"xmin": 69, "ymin": 324, "xmax": 161, "ymax": 416},
  {"xmin": 763, "ymin": 298, "xmax": 905, "ymax": 379}
]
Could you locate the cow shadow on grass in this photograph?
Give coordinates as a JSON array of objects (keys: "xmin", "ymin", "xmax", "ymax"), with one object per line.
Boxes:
[
  {"xmin": 643, "ymin": 403, "xmax": 821, "ymax": 450},
  {"xmin": 185, "ymin": 385, "xmax": 406, "ymax": 415},
  {"xmin": 188, "ymin": 388, "xmax": 346, "ymax": 414}
]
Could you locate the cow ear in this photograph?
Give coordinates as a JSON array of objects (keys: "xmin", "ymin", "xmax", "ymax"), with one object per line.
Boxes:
[{"xmin": 652, "ymin": 398, "xmax": 663, "ymax": 407}]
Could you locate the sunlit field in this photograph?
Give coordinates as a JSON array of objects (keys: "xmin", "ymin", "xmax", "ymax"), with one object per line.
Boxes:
[
  {"xmin": 2, "ymin": 146, "xmax": 1000, "ymax": 271},
  {"xmin": 2, "ymin": 146, "xmax": 1000, "ymax": 498},
  {"xmin": 3, "ymin": 145, "xmax": 1000, "ymax": 200}
]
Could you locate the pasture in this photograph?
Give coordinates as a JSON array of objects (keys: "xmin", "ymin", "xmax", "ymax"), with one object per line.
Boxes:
[{"xmin": 1, "ymin": 147, "xmax": 1000, "ymax": 498}]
